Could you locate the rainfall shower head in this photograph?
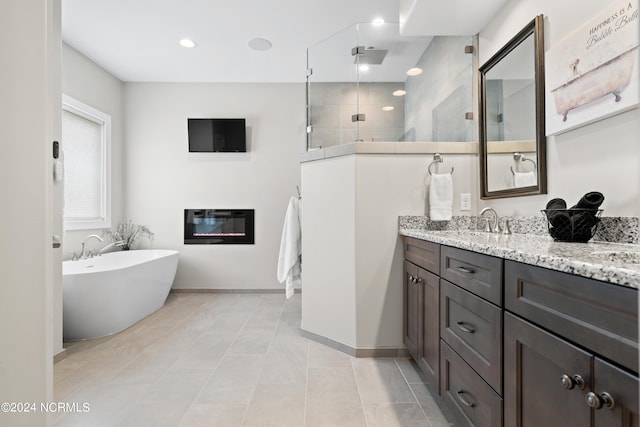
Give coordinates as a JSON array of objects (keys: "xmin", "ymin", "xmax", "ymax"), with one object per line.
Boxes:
[{"xmin": 352, "ymin": 46, "xmax": 388, "ymax": 65}]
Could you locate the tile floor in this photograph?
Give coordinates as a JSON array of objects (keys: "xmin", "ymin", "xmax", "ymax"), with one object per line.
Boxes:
[{"xmin": 54, "ymin": 293, "xmax": 454, "ymax": 427}]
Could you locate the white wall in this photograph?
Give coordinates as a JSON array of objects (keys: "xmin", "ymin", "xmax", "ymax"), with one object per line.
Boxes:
[
  {"xmin": 301, "ymin": 152, "xmax": 477, "ymax": 350},
  {"xmin": 478, "ymin": 0, "xmax": 640, "ymax": 216},
  {"xmin": 124, "ymin": 83, "xmax": 305, "ymax": 289},
  {"xmin": 0, "ymin": 0, "xmax": 59, "ymax": 425},
  {"xmin": 61, "ymin": 43, "xmax": 126, "ymax": 256},
  {"xmin": 301, "ymin": 156, "xmax": 357, "ymax": 347}
]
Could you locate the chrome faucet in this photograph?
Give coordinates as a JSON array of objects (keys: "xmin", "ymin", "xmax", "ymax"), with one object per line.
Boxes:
[
  {"xmin": 80, "ymin": 234, "xmax": 104, "ymax": 259},
  {"xmin": 479, "ymin": 207, "xmax": 501, "ymax": 233},
  {"xmin": 97, "ymin": 240, "xmax": 126, "ymax": 255}
]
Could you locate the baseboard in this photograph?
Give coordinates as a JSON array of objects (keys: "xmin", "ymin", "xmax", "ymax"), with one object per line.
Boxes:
[
  {"xmin": 53, "ymin": 348, "xmax": 67, "ymax": 364},
  {"xmin": 171, "ymin": 288, "xmax": 302, "ymax": 294},
  {"xmin": 300, "ymin": 328, "xmax": 408, "ymax": 358}
]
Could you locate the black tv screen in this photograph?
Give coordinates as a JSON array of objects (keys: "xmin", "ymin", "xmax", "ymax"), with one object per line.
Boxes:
[{"xmin": 188, "ymin": 118, "xmax": 246, "ymax": 152}]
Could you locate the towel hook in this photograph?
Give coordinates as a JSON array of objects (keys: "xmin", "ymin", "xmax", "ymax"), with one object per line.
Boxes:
[
  {"xmin": 510, "ymin": 152, "xmax": 537, "ymax": 175},
  {"xmin": 428, "ymin": 153, "xmax": 454, "ymax": 175}
]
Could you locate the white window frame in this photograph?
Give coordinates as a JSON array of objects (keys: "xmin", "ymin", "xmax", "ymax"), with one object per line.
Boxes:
[{"xmin": 62, "ymin": 94, "xmax": 111, "ymax": 230}]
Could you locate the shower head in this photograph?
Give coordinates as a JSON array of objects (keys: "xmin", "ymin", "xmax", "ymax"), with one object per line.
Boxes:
[{"xmin": 352, "ymin": 46, "xmax": 388, "ymax": 65}]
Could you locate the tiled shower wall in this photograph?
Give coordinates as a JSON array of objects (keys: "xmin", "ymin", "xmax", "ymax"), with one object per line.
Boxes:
[
  {"xmin": 308, "ymin": 82, "xmax": 405, "ymax": 147},
  {"xmin": 404, "ymin": 36, "xmax": 474, "ymax": 142}
]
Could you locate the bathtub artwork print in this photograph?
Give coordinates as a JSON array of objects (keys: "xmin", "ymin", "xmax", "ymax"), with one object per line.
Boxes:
[{"xmin": 545, "ymin": 0, "xmax": 639, "ymax": 135}]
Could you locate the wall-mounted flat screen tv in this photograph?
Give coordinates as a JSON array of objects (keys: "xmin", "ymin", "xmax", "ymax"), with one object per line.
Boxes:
[{"xmin": 188, "ymin": 118, "xmax": 246, "ymax": 152}]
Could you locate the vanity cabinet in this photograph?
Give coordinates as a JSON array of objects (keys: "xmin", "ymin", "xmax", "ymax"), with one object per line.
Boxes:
[
  {"xmin": 402, "ymin": 234, "xmax": 639, "ymax": 427},
  {"xmin": 402, "ymin": 238, "xmax": 441, "ymax": 388},
  {"xmin": 504, "ymin": 260, "xmax": 639, "ymax": 427}
]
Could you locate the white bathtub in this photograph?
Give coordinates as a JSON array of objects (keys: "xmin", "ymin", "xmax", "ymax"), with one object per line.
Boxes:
[{"xmin": 62, "ymin": 249, "xmax": 179, "ymax": 340}]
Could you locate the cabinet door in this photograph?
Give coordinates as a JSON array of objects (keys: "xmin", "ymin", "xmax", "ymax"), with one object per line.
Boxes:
[
  {"xmin": 403, "ymin": 260, "xmax": 420, "ymax": 361},
  {"xmin": 505, "ymin": 312, "xmax": 591, "ymax": 427},
  {"xmin": 417, "ymin": 265, "xmax": 440, "ymax": 389},
  {"xmin": 593, "ymin": 358, "xmax": 639, "ymax": 427}
]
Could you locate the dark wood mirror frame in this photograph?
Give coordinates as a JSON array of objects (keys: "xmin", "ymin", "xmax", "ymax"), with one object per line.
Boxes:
[{"xmin": 479, "ymin": 15, "xmax": 546, "ymax": 199}]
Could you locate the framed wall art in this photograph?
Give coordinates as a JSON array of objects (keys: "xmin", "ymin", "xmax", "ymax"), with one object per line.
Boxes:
[{"xmin": 545, "ymin": 0, "xmax": 639, "ymax": 135}]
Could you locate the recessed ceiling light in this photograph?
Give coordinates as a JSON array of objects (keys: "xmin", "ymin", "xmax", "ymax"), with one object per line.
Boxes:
[
  {"xmin": 393, "ymin": 90, "xmax": 407, "ymax": 96},
  {"xmin": 372, "ymin": 18, "xmax": 385, "ymax": 25},
  {"xmin": 406, "ymin": 67, "xmax": 423, "ymax": 76},
  {"xmin": 382, "ymin": 106, "xmax": 394, "ymax": 111},
  {"xmin": 248, "ymin": 38, "xmax": 272, "ymax": 51},
  {"xmin": 179, "ymin": 38, "xmax": 197, "ymax": 48},
  {"xmin": 359, "ymin": 65, "xmax": 370, "ymax": 72}
]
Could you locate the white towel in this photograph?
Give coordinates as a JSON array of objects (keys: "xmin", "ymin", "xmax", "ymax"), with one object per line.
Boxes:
[
  {"xmin": 429, "ymin": 173, "xmax": 453, "ymax": 221},
  {"xmin": 277, "ymin": 197, "xmax": 301, "ymax": 299},
  {"xmin": 513, "ymin": 171, "xmax": 537, "ymax": 188}
]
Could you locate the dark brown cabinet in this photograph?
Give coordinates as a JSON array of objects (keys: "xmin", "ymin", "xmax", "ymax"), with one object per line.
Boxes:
[
  {"xmin": 505, "ymin": 261, "xmax": 639, "ymax": 427},
  {"xmin": 403, "ymin": 238, "xmax": 440, "ymax": 389},
  {"xmin": 504, "ymin": 312, "xmax": 592, "ymax": 427},
  {"xmin": 402, "ymin": 235, "xmax": 639, "ymax": 427},
  {"xmin": 505, "ymin": 312, "xmax": 639, "ymax": 427}
]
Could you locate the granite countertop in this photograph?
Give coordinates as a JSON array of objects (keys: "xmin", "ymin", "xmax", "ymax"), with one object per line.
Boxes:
[{"xmin": 399, "ymin": 228, "xmax": 640, "ymax": 289}]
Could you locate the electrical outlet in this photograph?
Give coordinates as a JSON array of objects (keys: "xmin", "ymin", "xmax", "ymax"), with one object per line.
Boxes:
[{"xmin": 460, "ymin": 193, "xmax": 471, "ymax": 211}]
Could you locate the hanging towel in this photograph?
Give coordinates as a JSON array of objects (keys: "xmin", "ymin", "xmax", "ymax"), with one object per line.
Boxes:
[
  {"xmin": 513, "ymin": 171, "xmax": 537, "ymax": 188},
  {"xmin": 429, "ymin": 173, "xmax": 453, "ymax": 221},
  {"xmin": 277, "ymin": 197, "xmax": 301, "ymax": 299}
]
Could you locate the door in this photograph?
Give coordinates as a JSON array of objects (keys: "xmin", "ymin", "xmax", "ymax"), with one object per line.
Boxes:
[
  {"xmin": 403, "ymin": 260, "xmax": 420, "ymax": 360},
  {"xmin": 593, "ymin": 358, "xmax": 639, "ymax": 427},
  {"xmin": 417, "ymin": 265, "xmax": 439, "ymax": 389},
  {"xmin": 505, "ymin": 312, "xmax": 591, "ymax": 427}
]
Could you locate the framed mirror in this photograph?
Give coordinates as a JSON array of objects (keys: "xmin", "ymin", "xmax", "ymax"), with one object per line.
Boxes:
[{"xmin": 479, "ymin": 15, "xmax": 546, "ymax": 199}]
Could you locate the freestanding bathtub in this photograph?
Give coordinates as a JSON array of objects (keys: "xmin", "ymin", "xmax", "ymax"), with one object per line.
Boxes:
[{"xmin": 62, "ymin": 249, "xmax": 179, "ymax": 340}]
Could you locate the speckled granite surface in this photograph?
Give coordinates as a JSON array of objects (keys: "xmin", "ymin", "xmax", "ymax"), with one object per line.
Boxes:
[{"xmin": 399, "ymin": 215, "xmax": 640, "ymax": 289}]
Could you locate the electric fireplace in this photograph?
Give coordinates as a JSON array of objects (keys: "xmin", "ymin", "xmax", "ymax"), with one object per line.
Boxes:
[{"xmin": 184, "ymin": 209, "xmax": 254, "ymax": 244}]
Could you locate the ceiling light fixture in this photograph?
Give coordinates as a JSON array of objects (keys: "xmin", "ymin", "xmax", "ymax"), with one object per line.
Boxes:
[
  {"xmin": 382, "ymin": 106, "xmax": 394, "ymax": 111},
  {"xmin": 406, "ymin": 67, "xmax": 423, "ymax": 76},
  {"xmin": 393, "ymin": 90, "xmax": 407, "ymax": 96},
  {"xmin": 372, "ymin": 18, "xmax": 385, "ymax": 25},
  {"xmin": 359, "ymin": 65, "xmax": 370, "ymax": 72},
  {"xmin": 248, "ymin": 38, "xmax": 273, "ymax": 51},
  {"xmin": 179, "ymin": 38, "xmax": 197, "ymax": 48}
]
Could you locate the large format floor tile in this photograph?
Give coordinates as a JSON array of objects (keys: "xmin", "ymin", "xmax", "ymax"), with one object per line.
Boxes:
[{"xmin": 54, "ymin": 293, "xmax": 453, "ymax": 426}]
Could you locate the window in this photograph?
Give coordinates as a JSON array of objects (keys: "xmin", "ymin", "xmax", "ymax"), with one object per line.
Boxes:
[{"xmin": 62, "ymin": 94, "xmax": 111, "ymax": 230}]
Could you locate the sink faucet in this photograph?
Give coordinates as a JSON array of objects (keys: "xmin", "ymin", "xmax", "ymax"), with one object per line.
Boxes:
[
  {"xmin": 80, "ymin": 234, "xmax": 104, "ymax": 259},
  {"xmin": 479, "ymin": 207, "xmax": 501, "ymax": 233}
]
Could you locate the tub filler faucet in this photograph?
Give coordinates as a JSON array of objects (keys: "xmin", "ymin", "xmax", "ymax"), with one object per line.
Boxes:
[{"xmin": 80, "ymin": 234, "xmax": 104, "ymax": 259}]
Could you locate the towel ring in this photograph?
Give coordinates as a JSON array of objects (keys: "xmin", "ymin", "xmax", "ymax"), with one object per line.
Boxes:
[
  {"xmin": 428, "ymin": 153, "xmax": 454, "ymax": 175},
  {"xmin": 510, "ymin": 152, "xmax": 537, "ymax": 175}
]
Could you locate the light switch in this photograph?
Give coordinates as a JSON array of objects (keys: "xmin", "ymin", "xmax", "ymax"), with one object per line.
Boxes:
[{"xmin": 460, "ymin": 193, "xmax": 471, "ymax": 211}]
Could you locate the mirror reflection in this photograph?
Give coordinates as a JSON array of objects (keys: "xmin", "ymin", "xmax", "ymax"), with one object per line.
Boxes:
[{"xmin": 479, "ymin": 15, "xmax": 547, "ymax": 198}]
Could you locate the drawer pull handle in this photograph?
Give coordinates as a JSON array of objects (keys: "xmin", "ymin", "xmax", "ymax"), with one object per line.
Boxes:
[
  {"xmin": 586, "ymin": 392, "xmax": 615, "ymax": 410},
  {"xmin": 456, "ymin": 266, "xmax": 475, "ymax": 274},
  {"xmin": 456, "ymin": 390, "xmax": 476, "ymax": 408},
  {"xmin": 560, "ymin": 374, "xmax": 585, "ymax": 390},
  {"xmin": 456, "ymin": 322, "xmax": 475, "ymax": 333}
]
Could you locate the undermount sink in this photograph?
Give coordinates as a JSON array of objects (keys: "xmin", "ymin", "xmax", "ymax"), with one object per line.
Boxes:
[{"xmin": 589, "ymin": 251, "xmax": 640, "ymax": 264}]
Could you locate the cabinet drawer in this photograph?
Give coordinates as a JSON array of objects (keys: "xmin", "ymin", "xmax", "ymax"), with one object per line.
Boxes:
[
  {"xmin": 441, "ymin": 280, "xmax": 502, "ymax": 394},
  {"xmin": 403, "ymin": 237, "xmax": 440, "ymax": 274},
  {"xmin": 440, "ymin": 246, "xmax": 503, "ymax": 305},
  {"xmin": 441, "ymin": 341, "xmax": 503, "ymax": 427},
  {"xmin": 505, "ymin": 260, "xmax": 638, "ymax": 373}
]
